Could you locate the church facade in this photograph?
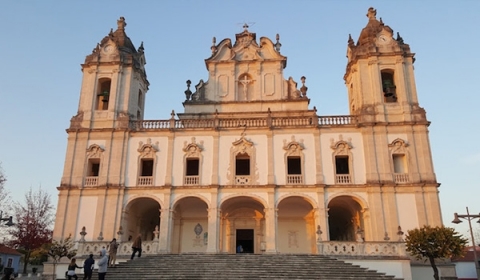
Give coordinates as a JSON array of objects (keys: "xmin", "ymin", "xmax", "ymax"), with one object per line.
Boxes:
[{"xmin": 52, "ymin": 8, "xmax": 443, "ymax": 279}]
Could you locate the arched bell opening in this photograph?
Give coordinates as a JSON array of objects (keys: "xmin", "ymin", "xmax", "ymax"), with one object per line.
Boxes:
[
  {"xmin": 123, "ymin": 197, "xmax": 160, "ymax": 242},
  {"xmin": 277, "ymin": 196, "xmax": 315, "ymax": 253},
  {"xmin": 220, "ymin": 196, "xmax": 266, "ymax": 254},
  {"xmin": 171, "ymin": 197, "xmax": 209, "ymax": 253},
  {"xmin": 327, "ymin": 196, "xmax": 364, "ymax": 241}
]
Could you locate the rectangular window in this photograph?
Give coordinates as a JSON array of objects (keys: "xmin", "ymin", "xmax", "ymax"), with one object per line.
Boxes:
[
  {"xmin": 335, "ymin": 156, "xmax": 349, "ymax": 174},
  {"xmin": 236, "ymin": 156, "xmax": 250, "ymax": 176},
  {"xmin": 141, "ymin": 159, "xmax": 154, "ymax": 176},
  {"xmin": 88, "ymin": 159, "xmax": 100, "ymax": 176},
  {"xmin": 186, "ymin": 158, "xmax": 199, "ymax": 176},
  {"xmin": 393, "ymin": 154, "xmax": 406, "ymax": 173},
  {"xmin": 7, "ymin": 258, "xmax": 13, "ymax": 267},
  {"xmin": 287, "ymin": 157, "xmax": 301, "ymax": 175}
]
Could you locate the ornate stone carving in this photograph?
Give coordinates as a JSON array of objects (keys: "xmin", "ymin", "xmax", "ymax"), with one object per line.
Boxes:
[
  {"xmin": 183, "ymin": 137, "xmax": 203, "ymax": 157},
  {"xmin": 227, "ymin": 136, "xmax": 259, "ymax": 185},
  {"xmin": 388, "ymin": 138, "xmax": 408, "ymax": 154},
  {"xmin": 86, "ymin": 144, "xmax": 104, "ymax": 158},
  {"xmin": 138, "ymin": 138, "xmax": 159, "ymax": 158}
]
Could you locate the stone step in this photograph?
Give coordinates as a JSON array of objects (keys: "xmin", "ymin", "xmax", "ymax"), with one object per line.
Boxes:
[{"xmin": 83, "ymin": 254, "xmax": 401, "ymax": 280}]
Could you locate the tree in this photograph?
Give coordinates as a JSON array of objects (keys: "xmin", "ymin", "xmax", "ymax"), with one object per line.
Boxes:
[
  {"xmin": 8, "ymin": 187, "xmax": 54, "ymax": 274},
  {"xmin": 0, "ymin": 163, "xmax": 12, "ymax": 241},
  {"xmin": 405, "ymin": 225, "xmax": 468, "ymax": 280},
  {"xmin": 46, "ymin": 235, "xmax": 77, "ymax": 280}
]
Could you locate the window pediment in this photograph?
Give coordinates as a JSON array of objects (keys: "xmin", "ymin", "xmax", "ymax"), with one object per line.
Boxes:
[
  {"xmin": 137, "ymin": 138, "xmax": 158, "ymax": 158},
  {"xmin": 283, "ymin": 136, "xmax": 305, "ymax": 157},
  {"xmin": 388, "ymin": 138, "xmax": 408, "ymax": 154},
  {"xmin": 330, "ymin": 135, "xmax": 353, "ymax": 156},
  {"xmin": 86, "ymin": 144, "xmax": 104, "ymax": 158},
  {"xmin": 183, "ymin": 137, "xmax": 203, "ymax": 157}
]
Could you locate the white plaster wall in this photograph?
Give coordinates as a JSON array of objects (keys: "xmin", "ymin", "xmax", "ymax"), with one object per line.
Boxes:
[
  {"xmin": 454, "ymin": 262, "xmax": 476, "ymax": 279},
  {"xmin": 76, "ymin": 196, "xmax": 98, "ymax": 241},
  {"xmin": 277, "ymin": 219, "xmax": 312, "ymax": 253},
  {"xmin": 126, "ymin": 137, "xmax": 169, "ymax": 186},
  {"xmin": 320, "ymin": 133, "xmax": 365, "ymax": 184},
  {"xmin": 273, "ymin": 134, "xmax": 316, "ymax": 185},
  {"xmin": 217, "ymin": 135, "xmax": 268, "ymax": 185},
  {"xmin": 396, "ymin": 193, "xmax": 419, "ymax": 232},
  {"xmin": 344, "ymin": 259, "xmax": 412, "ymax": 280},
  {"xmin": 179, "ymin": 220, "xmax": 208, "ymax": 253}
]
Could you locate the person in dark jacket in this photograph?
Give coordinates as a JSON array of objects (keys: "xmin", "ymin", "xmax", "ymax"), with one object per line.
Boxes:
[
  {"xmin": 67, "ymin": 258, "xmax": 82, "ymax": 280},
  {"xmin": 130, "ymin": 233, "xmax": 142, "ymax": 260},
  {"xmin": 83, "ymin": 254, "xmax": 95, "ymax": 280}
]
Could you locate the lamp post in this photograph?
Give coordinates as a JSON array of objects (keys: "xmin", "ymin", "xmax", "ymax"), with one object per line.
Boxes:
[
  {"xmin": 0, "ymin": 210, "xmax": 14, "ymax": 227},
  {"xmin": 452, "ymin": 207, "xmax": 480, "ymax": 280}
]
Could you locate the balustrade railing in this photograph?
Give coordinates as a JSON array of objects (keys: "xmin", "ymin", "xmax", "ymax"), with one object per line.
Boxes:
[
  {"xmin": 318, "ymin": 115, "xmax": 354, "ymax": 125},
  {"xmin": 130, "ymin": 115, "xmax": 356, "ymax": 130},
  {"xmin": 235, "ymin": 176, "xmax": 251, "ymax": 185},
  {"xmin": 319, "ymin": 241, "xmax": 406, "ymax": 257},
  {"xmin": 184, "ymin": 176, "xmax": 199, "ymax": 185},
  {"xmin": 77, "ymin": 240, "xmax": 158, "ymax": 256},
  {"xmin": 137, "ymin": 176, "xmax": 153, "ymax": 186},
  {"xmin": 287, "ymin": 175, "xmax": 303, "ymax": 184},
  {"xmin": 335, "ymin": 174, "xmax": 351, "ymax": 184},
  {"xmin": 84, "ymin": 177, "xmax": 98, "ymax": 187},
  {"xmin": 394, "ymin": 173, "xmax": 409, "ymax": 183}
]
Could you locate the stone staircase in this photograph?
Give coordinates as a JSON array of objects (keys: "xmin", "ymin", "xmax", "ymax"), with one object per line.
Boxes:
[{"xmin": 88, "ymin": 254, "xmax": 402, "ymax": 279}]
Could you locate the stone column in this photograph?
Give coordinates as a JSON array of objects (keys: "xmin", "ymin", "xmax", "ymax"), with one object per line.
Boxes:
[
  {"xmin": 264, "ymin": 207, "xmax": 277, "ymax": 254},
  {"xmin": 206, "ymin": 207, "xmax": 219, "ymax": 253},
  {"xmin": 158, "ymin": 208, "xmax": 172, "ymax": 253}
]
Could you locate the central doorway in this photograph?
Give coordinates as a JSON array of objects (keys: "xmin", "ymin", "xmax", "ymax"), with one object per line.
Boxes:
[{"xmin": 236, "ymin": 229, "xmax": 254, "ymax": 253}]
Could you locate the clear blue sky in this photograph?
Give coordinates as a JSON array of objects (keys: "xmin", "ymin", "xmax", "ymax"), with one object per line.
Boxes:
[{"xmin": 1, "ymin": 1, "xmax": 479, "ymax": 237}]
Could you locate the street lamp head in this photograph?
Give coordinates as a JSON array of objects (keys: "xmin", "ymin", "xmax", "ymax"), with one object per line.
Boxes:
[
  {"xmin": 5, "ymin": 216, "xmax": 14, "ymax": 227},
  {"xmin": 452, "ymin": 213, "xmax": 462, "ymax": 224}
]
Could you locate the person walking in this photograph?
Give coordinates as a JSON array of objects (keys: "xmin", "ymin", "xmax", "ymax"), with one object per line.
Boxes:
[
  {"xmin": 83, "ymin": 254, "xmax": 95, "ymax": 280},
  {"xmin": 97, "ymin": 248, "xmax": 108, "ymax": 280},
  {"xmin": 67, "ymin": 258, "xmax": 82, "ymax": 280},
  {"xmin": 108, "ymin": 238, "xmax": 119, "ymax": 267},
  {"xmin": 130, "ymin": 233, "xmax": 142, "ymax": 260}
]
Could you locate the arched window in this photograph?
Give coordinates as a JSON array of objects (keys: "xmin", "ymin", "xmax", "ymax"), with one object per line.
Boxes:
[
  {"xmin": 137, "ymin": 138, "xmax": 158, "ymax": 186},
  {"xmin": 85, "ymin": 144, "xmax": 104, "ymax": 187},
  {"xmin": 96, "ymin": 78, "xmax": 111, "ymax": 110},
  {"xmin": 283, "ymin": 136, "xmax": 305, "ymax": 185},
  {"xmin": 381, "ymin": 71, "xmax": 397, "ymax": 103},
  {"xmin": 228, "ymin": 136, "xmax": 258, "ymax": 185},
  {"xmin": 183, "ymin": 137, "xmax": 203, "ymax": 185},
  {"xmin": 330, "ymin": 136, "xmax": 354, "ymax": 184},
  {"xmin": 388, "ymin": 139, "xmax": 409, "ymax": 183}
]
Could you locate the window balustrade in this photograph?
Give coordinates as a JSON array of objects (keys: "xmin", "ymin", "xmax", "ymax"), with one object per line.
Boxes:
[
  {"xmin": 137, "ymin": 176, "xmax": 153, "ymax": 186},
  {"xmin": 184, "ymin": 176, "xmax": 199, "ymax": 185},
  {"xmin": 393, "ymin": 173, "xmax": 409, "ymax": 183},
  {"xmin": 335, "ymin": 174, "xmax": 351, "ymax": 184},
  {"xmin": 287, "ymin": 175, "xmax": 303, "ymax": 184},
  {"xmin": 84, "ymin": 176, "xmax": 98, "ymax": 187}
]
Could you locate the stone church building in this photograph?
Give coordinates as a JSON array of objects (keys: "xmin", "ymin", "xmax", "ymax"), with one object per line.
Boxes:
[{"xmin": 51, "ymin": 8, "xmax": 444, "ymax": 279}]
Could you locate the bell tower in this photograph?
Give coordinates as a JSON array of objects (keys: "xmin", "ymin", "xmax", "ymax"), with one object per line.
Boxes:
[
  {"xmin": 344, "ymin": 8, "xmax": 426, "ymax": 124},
  {"xmin": 70, "ymin": 17, "xmax": 149, "ymax": 129}
]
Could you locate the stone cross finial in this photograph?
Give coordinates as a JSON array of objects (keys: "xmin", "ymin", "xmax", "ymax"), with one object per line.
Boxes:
[
  {"xmin": 367, "ymin": 7, "xmax": 377, "ymax": 20},
  {"xmin": 117, "ymin": 17, "xmax": 127, "ymax": 30},
  {"xmin": 243, "ymin": 23, "xmax": 249, "ymax": 30}
]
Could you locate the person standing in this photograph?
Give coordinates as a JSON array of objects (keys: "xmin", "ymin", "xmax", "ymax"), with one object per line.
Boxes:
[
  {"xmin": 108, "ymin": 238, "xmax": 119, "ymax": 267},
  {"xmin": 67, "ymin": 258, "xmax": 82, "ymax": 280},
  {"xmin": 97, "ymin": 248, "xmax": 108, "ymax": 280},
  {"xmin": 82, "ymin": 254, "xmax": 95, "ymax": 280},
  {"xmin": 130, "ymin": 233, "xmax": 142, "ymax": 260}
]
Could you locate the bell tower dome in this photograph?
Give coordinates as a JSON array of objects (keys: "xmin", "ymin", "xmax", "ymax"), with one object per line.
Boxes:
[
  {"xmin": 70, "ymin": 17, "xmax": 149, "ymax": 129},
  {"xmin": 344, "ymin": 7, "xmax": 426, "ymax": 124}
]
